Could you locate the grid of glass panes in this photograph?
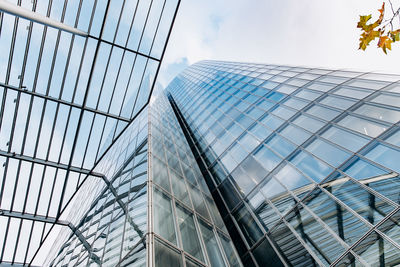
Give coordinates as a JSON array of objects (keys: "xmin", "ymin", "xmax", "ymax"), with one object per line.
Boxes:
[
  {"xmin": 149, "ymin": 92, "xmax": 241, "ymax": 267},
  {"xmin": 167, "ymin": 60, "xmax": 400, "ymax": 267},
  {"xmin": 43, "ymin": 111, "xmax": 149, "ymax": 266},
  {"xmin": 0, "ymin": 0, "xmax": 180, "ymax": 265}
]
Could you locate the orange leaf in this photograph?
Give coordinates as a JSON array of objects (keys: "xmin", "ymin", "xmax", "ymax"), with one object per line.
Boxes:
[{"xmin": 378, "ymin": 35, "xmax": 393, "ymax": 54}]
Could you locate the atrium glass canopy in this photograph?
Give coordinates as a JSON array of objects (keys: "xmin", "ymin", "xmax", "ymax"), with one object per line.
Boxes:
[{"xmin": 0, "ymin": 0, "xmax": 180, "ymax": 265}]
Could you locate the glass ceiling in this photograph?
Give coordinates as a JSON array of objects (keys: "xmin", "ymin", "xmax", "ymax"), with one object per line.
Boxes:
[{"xmin": 0, "ymin": 0, "xmax": 180, "ymax": 265}]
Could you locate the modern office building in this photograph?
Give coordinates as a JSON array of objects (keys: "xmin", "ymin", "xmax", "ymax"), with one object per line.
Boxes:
[{"xmin": 166, "ymin": 60, "xmax": 400, "ymax": 267}]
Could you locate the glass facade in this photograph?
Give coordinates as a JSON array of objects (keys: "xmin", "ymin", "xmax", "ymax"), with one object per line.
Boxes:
[
  {"xmin": 0, "ymin": 0, "xmax": 180, "ymax": 265},
  {"xmin": 166, "ymin": 60, "xmax": 400, "ymax": 267}
]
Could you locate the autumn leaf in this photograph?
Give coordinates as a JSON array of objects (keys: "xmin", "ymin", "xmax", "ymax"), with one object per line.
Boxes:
[
  {"xmin": 359, "ymin": 30, "xmax": 381, "ymax": 50},
  {"xmin": 390, "ymin": 30, "xmax": 400, "ymax": 42},
  {"xmin": 377, "ymin": 3, "xmax": 385, "ymax": 24},
  {"xmin": 357, "ymin": 15, "xmax": 373, "ymax": 31},
  {"xmin": 378, "ymin": 35, "xmax": 393, "ymax": 54}
]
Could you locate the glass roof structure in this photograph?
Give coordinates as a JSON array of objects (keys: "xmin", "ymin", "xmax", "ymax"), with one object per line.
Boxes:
[{"xmin": 0, "ymin": 0, "xmax": 180, "ymax": 265}]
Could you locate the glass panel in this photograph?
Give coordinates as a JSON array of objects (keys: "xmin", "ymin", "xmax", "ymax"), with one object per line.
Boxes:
[
  {"xmin": 320, "ymin": 95, "xmax": 356, "ymax": 110},
  {"xmin": 354, "ymin": 104, "xmax": 400, "ymax": 124},
  {"xmin": 292, "ymin": 114, "xmax": 325, "ymax": 133},
  {"xmin": 170, "ymin": 171, "xmax": 192, "ymax": 207},
  {"xmin": 322, "ymin": 176, "xmax": 395, "ymax": 224},
  {"xmin": 175, "ymin": 204, "xmax": 204, "ymax": 261},
  {"xmin": 364, "ymin": 143, "xmax": 400, "ymax": 173},
  {"xmin": 306, "ymin": 104, "xmax": 340, "ymax": 121},
  {"xmin": 218, "ymin": 233, "xmax": 241, "ymax": 267},
  {"xmin": 303, "ymin": 188, "xmax": 370, "ymax": 246},
  {"xmin": 338, "ymin": 115, "xmax": 388, "ymax": 138},
  {"xmin": 333, "ymin": 87, "xmax": 373, "ymax": 99},
  {"xmin": 233, "ymin": 205, "xmax": 263, "ymax": 246},
  {"xmin": 154, "ymin": 238, "xmax": 183, "ymax": 267},
  {"xmin": 274, "ymin": 163, "xmax": 313, "ymax": 191},
  {"xmin": 153, "ymin": 187, "xmax": 177, "ymax": 245},
  {"xmin": 253, "ymin": 145, "xmax": 281, "ymax": 172},
  {"xmin": 306, "ymin": 138, "xmax": 351, "ymax": 167},
  {"xmin": 321, "ymin": 125, "xmax": 370, "ymax": 152},
  {"xmin": 265, "ymin": 134, "xmax": 296, "ymax": 158},
  {"xmin": 352, "ymin": 231, "xmax": 400, "ymax": 266},
  {"xmin": 253, "ymin": 238, "xmax": 284, "ymax": 267},
  {"xmin": 342, "ymin": 157, "xmax": 388, "ymax": 180},
  {"xmin": 371, "ymin": 93, "xmax": 400, "ymax": 108},
  {"xmin": 198, "ymin": 220, "xmax": 227, "ymax": 267},
  {"xmin": 286, "ymin": 205, "xmax": 347, "ymax": 265},
  {"xmin": 279, "ymin": 124, "xmax": 311, "ymax": 145},
  {"xmin": 290, "ymin": 150, "xmax": 333, "ymax": 182}
]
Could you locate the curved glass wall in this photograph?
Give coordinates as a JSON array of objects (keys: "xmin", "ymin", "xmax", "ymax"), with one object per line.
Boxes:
[{"xmin": 166, "ymin": 60, "xmax": 400, "ymax": 267}]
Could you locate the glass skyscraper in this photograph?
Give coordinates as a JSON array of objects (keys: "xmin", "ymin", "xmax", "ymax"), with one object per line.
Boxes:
[{"xmin": 166, "ymin": 60, "xmax": 400, "ymax": 267}]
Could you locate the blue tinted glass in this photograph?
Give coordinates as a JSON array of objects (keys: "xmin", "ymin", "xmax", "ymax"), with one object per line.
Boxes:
[
  {"xmin": 248, "ymin": 123, "xmax": 273, "ymax": 141},
  {"xmin": 290, "ymin": 151, "xmax": 333, "ymax": 182},
  {"xmin": 253, "ymin": 145, "xmax": 282, "ymax": 171},
  {"xmin": 306, "ymin": 104, "xmax": 340, "ymax": 121},
  {"xmin": 364, "ymin": 143, "xmax": 400, "ymax": 173},
  {"xmin": 320, "ymin": 95, "xmax": 356, "ymax": 110},
  {"xmin": 266, "ymin": 92, "xmax": 285, "ymax": 102},
  {"xmin": 259, "ymin": 114, "xmax": 284, "ymax": 130},
  {"xmin": 292, "ymin": 114, "xmax": 325, "ymax": 133},
  {"xmin": 306, "ymin": 138, "xmax": 351, "ymax": 167},
  {"xmin": 385, "ymin": 128, "xmax": 400, "ymax": 146},
  {"xmin": 338, "ymin": 115, "xmax": 388, "ymax": 138},
  {"xmin": 271, "ymin": 105, "xmax": 296, "ymax": 120},
  {"xmin": 265, "ymin": 134, "xmax": 296, "ymax": 158},
  {"xmin": 279, "ymin": 124, "xmax": 311, "ymax": 145},
  {"xmin": 322, "ymin": 125, "xmax": 370, "ymax": 152},
  {"xmin": 343, "ymin": 157, "xmax": 388, "ymax": 180},
  {"xmin": 275, "ymin": 163, "xmax": 312, "ymax": 191}
]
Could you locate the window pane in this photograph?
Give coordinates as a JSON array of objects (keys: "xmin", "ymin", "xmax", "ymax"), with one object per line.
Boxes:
[
  {"xmin": 338, "ymin": 115, "xmax": 388, "ymax": 138},
  {"xmin": 279, "ymin": 124, "xmax": 311, "ymax": 145},
  {"xmin": 306, "ymin": 138, "xmax": 351, "ymax": 167},
  {"xmin": 265, "ymin": 134, "xmax": 296, "ymax": 158},
  {"xmin": 321, "ymin": 125, "xmax": 370, "ymax": 152},
  {"xmin": 175, "ymin": 205, "xmax": 204, "ymax": 261},
  {"xmin": 153, "ymin": 187, "xmax": 177, "ymax": 245},
  {"xmin": 198, "ymin": 220, "xmax": 227, "ymax": 267},
  {"xmin": 364, "ymin": 143, "xmax": 400, "ymax": 173},
  {"xmin": 354, "ymin": 104, "xmax": 400, "ymax": 123},
  {"xmin": 290, "ymin": 151, "xmax": 333, "ymax": 182},
  {"xmin": 154, "ymin": 238, "xmax": 183, "ymax": 267}
]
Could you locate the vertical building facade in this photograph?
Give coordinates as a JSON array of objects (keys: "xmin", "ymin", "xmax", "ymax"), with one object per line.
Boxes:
[{"xmin": 166, "ymin": 60, "xmax": 400, "ymax": 267}]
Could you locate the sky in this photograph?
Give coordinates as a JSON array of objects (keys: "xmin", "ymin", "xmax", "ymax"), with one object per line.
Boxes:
[{"xmin": 158, "ymin": 0, "xmax": 400, "ymax": 87}]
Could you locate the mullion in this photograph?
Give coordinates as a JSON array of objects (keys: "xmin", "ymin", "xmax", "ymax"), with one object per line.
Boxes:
[
  {"xmin": 0, "ymin": 217, "xmax": 11, "ymax": 262},
  {"xmin": 93, "ymin": 43, "xmax": 114, "ymax": 111},
  {"xmin": 77, "ymin": 112, "xmax": 96, "ymax": 185},
  {"xmin": 114, "ymin": 0, "xmax": 143, "ymax": 118},
  {"xmin": 10, "ymin": 218, "xmax": 22, "ymax": 264},
  {"xmin": 0, "ymin": 14, "xmax": 19, "ymax": 147},
  {"xmin": 147, "ymin": 0, "xmax": 166, "ymax": 56},
  {"xmin": 55, "ymin": 0, "xmax": 113, "ymax": 221}
]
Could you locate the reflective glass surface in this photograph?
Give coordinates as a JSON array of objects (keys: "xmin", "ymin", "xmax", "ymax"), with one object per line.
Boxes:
[{"xmin": 166, "ymin": 60, "xmax": 400, "ymax": 266}]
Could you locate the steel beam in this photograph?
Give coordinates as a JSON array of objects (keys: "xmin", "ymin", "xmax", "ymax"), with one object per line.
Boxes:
[{"xmin": 0, "ymin": 0, "xmax": 87, "ymax": 36}]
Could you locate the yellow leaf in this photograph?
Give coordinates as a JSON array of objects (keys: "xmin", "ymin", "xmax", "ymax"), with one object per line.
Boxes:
[
  {"xmin": 357, "ymin": 15, "xmax": 372, "ymax": 30},
  {"xmin": 359, "ymin": 30, "xmax": 380, "ymax": 50},
  {"xmin": 378, "ymin": 35, "xmax": 393, "ymax": 54}
]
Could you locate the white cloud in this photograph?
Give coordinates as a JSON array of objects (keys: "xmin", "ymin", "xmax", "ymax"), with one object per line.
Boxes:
[{"xmin": 159, "ymin": 0, "xmax": 400, "ymax": 87}]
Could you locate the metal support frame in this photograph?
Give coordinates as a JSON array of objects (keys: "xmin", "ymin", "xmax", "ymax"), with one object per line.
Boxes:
[
  {"xmin": 0, "ymin": 209, "xmax": 100, "ymax": 264},
  {"xmin": 0, "ymin": 150, "xmax": 104, "ymax": 178},
  {"xmin": 0, "ymin": 82, "xmax": 131, "ymax": 123},
  {"xmin": 0, "ymin": 0, "xmax": 87, "ymax": 36}
]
